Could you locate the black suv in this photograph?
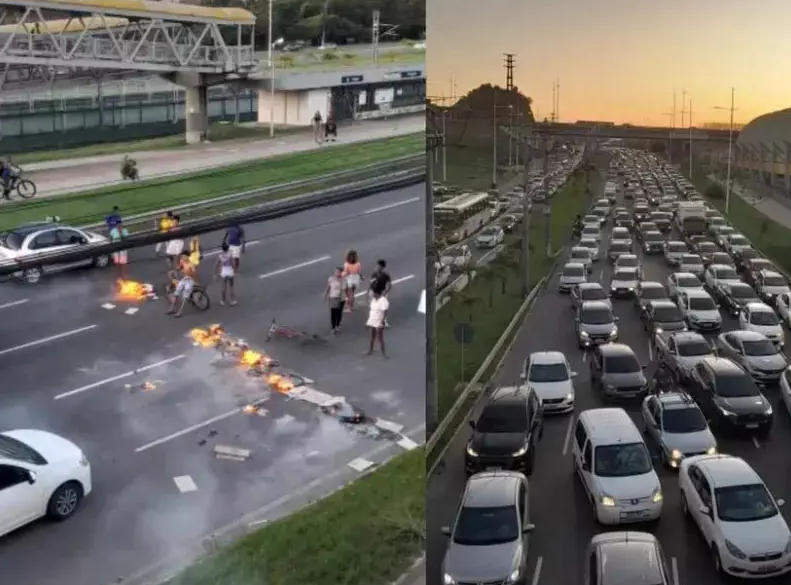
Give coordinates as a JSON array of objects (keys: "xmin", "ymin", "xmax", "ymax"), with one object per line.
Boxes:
[
  {"xmin": 465, "ymin": 385, "xmax": 543, "ymax": 476},
  {"xmin": 634, "ymin": 281, "xmax": 670, "ymax": 312},
  {"xmin": 687, "ymin": 357, "xmax": 772, "ymax": 436},
  {"xmin": 589, "ymin": 343, "xmax": 648, "ymax": 400},
  {"xmin": 641, "ymin": 300, "xmax": 687, "ymax": 334}
]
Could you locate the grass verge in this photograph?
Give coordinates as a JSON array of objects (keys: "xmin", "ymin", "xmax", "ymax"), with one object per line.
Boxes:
[
  {"xmin": 165, "ymin": 448, "xmax": 425, "ymax": 585},
  {"xmin": 1, "ymin": 134, "xmax": 422, "ymax": 231},
  {"xmin": 430, "ymin": 170, "xmax": 593, "ymax": 461},
  {"xmin": 686, "ymin": 165, "xmax": 791, "ymax": 275},
  {"xmin": 14, "ymin": 124, "xmax": 304, "ymax": 165}
]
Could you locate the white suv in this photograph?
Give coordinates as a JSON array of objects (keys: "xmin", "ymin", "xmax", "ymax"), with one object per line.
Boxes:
[
  {"xmin": 679, "ymin": 454, "xmax": 791, "ymax": 579},
  {"xmin": 739, "ymin": 302, "xmax": 784, "ymax": 348},
  {"xmin": 678, "ymin": 290, "xmax": 722, "ymax": 332}
]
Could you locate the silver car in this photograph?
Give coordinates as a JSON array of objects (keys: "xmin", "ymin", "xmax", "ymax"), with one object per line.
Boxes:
[
  {"xmin": 715, "ymin": 330, "xmax": 788, "ymax": 386},
  {"xmin": 475, "ymin": 225, "xmax": 505, "ymax": 249},
  {"xmin": 558, "ymin": 262, "xmax": 587, "ymax": 292},
  {"xmin": 610, "ymin": 267, "xmax": 640, "ymax": 298},
  {"xmin": 571, "ymin": 282, "xmax": 612, "ymax": 311},
  {"xmin": 575, "ymin": 300, "xmax": 619, "ymax": 348},
  {"xmin": 654, "ymin": 331, "xmax": 714, "ymax": 383},
  {"xmin": 641, "ymin": 392, "xmax": 717, "ymax": 469},
  {"xmin": 663, "ymin": 240, "xmax": 687, "ymax": 266},
  {"xmin": 578, "ymin": 238, "xmax": 601, "ymax": 261},
  {"xmin": 679, "ymin": 254, "xmax": 705, "ymax": 277},
  {"xmin": 442, "ymin": 471, "xmax": 534, "ymax": 585},
  {"xmin": 570, "ymin": 246, "xmax": 594, "ymax": 272}
]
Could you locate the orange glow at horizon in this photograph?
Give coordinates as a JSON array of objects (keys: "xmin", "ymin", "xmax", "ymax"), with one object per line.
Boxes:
[{"xmin": 428, "ymin": 0, "xmax": 791, "ymax": 126}]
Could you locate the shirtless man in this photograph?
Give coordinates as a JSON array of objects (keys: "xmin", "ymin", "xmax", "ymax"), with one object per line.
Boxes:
[{"xmin": 167, "ymin": 251, "xmax": 198, "ymax": 317}]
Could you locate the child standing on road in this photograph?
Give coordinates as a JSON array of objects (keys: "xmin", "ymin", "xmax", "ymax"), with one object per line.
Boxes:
[
  {"xmin": 365, "ymin": 282, "xmax": 389, "ymax": 357},
  {"xmin": 215, "ymin": 243, "xmax": 237, "ymax": 306}
]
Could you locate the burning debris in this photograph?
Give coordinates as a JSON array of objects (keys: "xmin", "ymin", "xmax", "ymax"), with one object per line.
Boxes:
[
  {"xmin": 124, "ymin": 380, "xmax": 161, "ymax": 393},
  {"xmin": 320, "ymin": 397, "xmax": 365, "ymax": 424},
  {"xmin": 116, "ymin": 279, "xmax": 157, "ymax": 302}
]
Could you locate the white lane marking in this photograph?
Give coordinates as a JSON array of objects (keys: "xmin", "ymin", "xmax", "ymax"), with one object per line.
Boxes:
[
  {"xmin": 396, "ymin": 436, "xmax": 419, "ymax": 451},
  {"xmin": 101, "ymin": 303, "xmax": 116, "ymax": 310},
  {"xmin": 0, "ymin": 325, "xmax": 97, "ymax": 357},
  {"xmin": 363, "ymin": 197, "xmax": 420, "ymax": 215},
  {"xmin": 0, "ymin": 299, "xmax": 28, "ymax": 310},
  {"xmin": 173, "ymin": 475, "xmax": 198, "ymax": 493},
  {"xmin": 203, "ymin": 240, "xmax": 261, "ymax": 258},
  {"xmin": 258, "ymin": 255, "xmax": 331, "ymax": 279},
  {"xmin": 752, "ymin": 435, "xmax": 761, "ymax": 449},
  {"xmin": 54, "ymin": 354, "xmax": 186, "ymax": 400},
  {"xmin": 134, "ymin": 408, "xmax": 240, "ymax": 452},
  {"xmin": 124, "ymin": 307, "xmax": 139, "ymax": 316},
  {"xmin": 671, "ymin": 557, "xmax": 679, "ymax": 585},
  {"xmin": 648, "ymin": 337, "xmax": 654, "ymax": 361},
  {"xmin": 561, "ymin": 416, "xmax": 575, "ymax": 456},
  {"xmin": 354, "ymin": 274, "xmax": 416, "ymax": 297},
  {"xmin": 348, "ymin": 457, "xmax": 376, "ymax": 472},
  {"xmin": 530, "ymin": 556, "xmax": 543, "ymax": 585}
]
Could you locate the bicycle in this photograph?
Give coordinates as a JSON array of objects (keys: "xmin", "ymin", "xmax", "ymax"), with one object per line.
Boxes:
[
  {"xmin": 3, "ymin": 167, "xmax": 37, "ymax": 199},
  {"xmin": 164, "ymin": 278, "xmax": 210, "ymax": 311},
  {"xmin": 266, "ymin": 318, "xmax": 327, "ymax": 343}
]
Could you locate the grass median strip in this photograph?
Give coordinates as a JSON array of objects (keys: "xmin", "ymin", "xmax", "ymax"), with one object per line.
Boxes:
[
  {"xmin": 165, "ymin": 448, "xmax": 425, "ymax": 585},
  {"xmin": 1, "ymin": 134, "xmax": 422, "ymax": 231}
]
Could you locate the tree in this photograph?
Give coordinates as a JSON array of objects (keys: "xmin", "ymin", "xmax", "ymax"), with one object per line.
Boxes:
[{"xmin": 705, "ymin": 183, "xmax": 724, "ymax": 200}]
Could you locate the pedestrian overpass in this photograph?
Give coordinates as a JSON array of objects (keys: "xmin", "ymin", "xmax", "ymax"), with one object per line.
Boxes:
[{"xmin": 0, "ymin": 0, "xmax": 257, "ymax": 142}]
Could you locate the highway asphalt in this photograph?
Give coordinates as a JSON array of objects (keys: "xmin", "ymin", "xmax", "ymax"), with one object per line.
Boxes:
[
  {"xmin": 426, "ymin": 187, "xmax": 791, "ymax": 585},
  {"xmin": 0, "ymin": 186, "xmax": 425, "ymax": 585}
]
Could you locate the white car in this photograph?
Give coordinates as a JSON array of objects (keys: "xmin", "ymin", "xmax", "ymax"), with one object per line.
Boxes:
[
  {"xmin": 715, "ymin": 226, "xmax": 736, "ymax": 247},
  {"xmin": 610, "ymin": 227, "xmax": 631, "ymax": 245},
  {"xmin": 614, "ymin": 254, "xmax": 642, "ymax": 278},
  {"xmin": 780, "ymin": 367, "xmax": 791, "ymax": 418},
  {"xmin": 725, "ymin": 233, "xmax": 751, "ymax": 255},
  {"xmin": 570, "ymin": 247, "xmax": 593, "ymax": 272},
  {"xmin": 0, "ymin": 222, "xmax": 110, "ymax": 284},
  {"xmin": 435, "ymin": 262, "xmax": 452, "ymax": 290},
  {"xmin": 704, "ymin": 264, "xmax": 742, "ymax": 291},
  {"xmin": 678, "ymin": 290, "xmax": 722, "ymax": 332},
  {"xmin": 739, "ymin": 302, "xmax": 785, "ymax": 348},
  {"xmin": 0, "ymin": 430, "xmax": 92, "ymax": 538},
  {"xmin": 775, "ymin": 292, "xmax": 791, "ymax": 328},
  {"xmin": 521, "ymin": 350, "xmax": 576, "ymax": 414},
  {"xmin": 578, "ymin": 238, "xmax": 600, "ymax": 261},
  {"xmin": 581, "ymin": 225, "xmax": 601, "ymax": 242},
  {"xmin": 474, "ymin": 226, "xmax": 504, "ymax": 249},
  {"xmin": 679, "ymin": 454, "xmax": 791, "ymax": 579},
  {"xmin": 679, "ymin": 254, "xmax": 705, "ymax": 277},
  {"xmin": 441, "ymin": 245, "xmax": 472, "ymax": 271},
  {"xmin": 610, "ymin": 267, "xmax": 640, "ymax": 297},
  {"xmin": 667, "ymin": 272, "xmax": 704, "ymax": 300},
  {"xmin": 582, "ymin": 215, "xmax": 600, "ymax": 228},
  {"xmin": 559, "ymin": 262, "xmax": 588, "ymax": 292},
  {"xmin": 663, "ymin": 241, "xmax": 688, "ymax": 266}
]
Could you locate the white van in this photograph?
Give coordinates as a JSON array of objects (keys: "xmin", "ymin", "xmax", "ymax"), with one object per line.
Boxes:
[{"xmin": 572, "ymin": 408, "xmax": 662, "ymax": 525}]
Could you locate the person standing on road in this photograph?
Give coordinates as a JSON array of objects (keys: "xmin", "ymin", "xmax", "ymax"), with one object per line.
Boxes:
[
  {"xmin": 325, "ymin": 266, "xmax": 345, "ymax": 334},
  {"xmin": 165, "ymin": 214, "xmax": 184, "ymax": 271},
  {"xmin": 223, "ymin": 223, "xmax": 246, "ymax": 272},
  {"xmin": 342, "ymin": 250, "xmax": 362, "ymax": 312},
  {"xmin": 109, "ymin": 220, "xmax": 129, "ymax": 279},
  {"xmin": 105, "ymin": 206, "xmax": 122, "ymax": 231},
  {"xmin": 369, "ymin": 259, "xmax": 392, "ymax": 326},
  {"xmin": 215, "ymin": 243, "xmax": 237, "ymax": 306},
  {"xmin": 312, "ymin": 111, "xmax": 323, "ymax": 143},
  {"xmin": 365, "ymin": 282, "xmax": 389, "ymax": 357},
  {"xmin": 156, "ymin": 211, "xmax": 176, "ymax": 257}
]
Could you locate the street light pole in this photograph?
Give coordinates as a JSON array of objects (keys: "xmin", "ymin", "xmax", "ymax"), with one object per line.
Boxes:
[
  {"xmin": 492, "ymin": 92, "xmax": 498, "ymax": 187},
  {"xmin": 268, "ymin": 0, "xmax": 275, "ymax": 138},
  {"xmin": 520, "ymin": 134, "xmax": 533, "ymax": 297},
  {"xmin": 714, "ymin": 88, "xmax": 737, "ymax": 214},
  {"xmin": 425, "ymin": 110, "xmax": 441, "ymax": 435}
]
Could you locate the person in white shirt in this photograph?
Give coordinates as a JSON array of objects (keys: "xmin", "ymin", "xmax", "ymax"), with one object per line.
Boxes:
[{"xmin": 365, "ymin": 283, "xmax": 389, "ymax": 356}]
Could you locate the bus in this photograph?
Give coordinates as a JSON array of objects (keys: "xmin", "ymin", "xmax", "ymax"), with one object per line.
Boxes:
[{"xmin": 435, "ymin": 192, "xmax": 493, "ymax": 243}]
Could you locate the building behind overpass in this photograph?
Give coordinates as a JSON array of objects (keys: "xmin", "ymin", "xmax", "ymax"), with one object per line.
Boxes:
[{"xmin": 711, "ymin": 107, "xmax": 791, "ymax": 197}]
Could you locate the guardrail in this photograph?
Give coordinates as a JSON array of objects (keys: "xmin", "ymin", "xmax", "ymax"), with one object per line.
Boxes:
[
  {"xmin": 436, "ymin": 245, "xmax": 504, "ymax": 311},
  {"xmin": 0, "ymin": 169, "xmax": 425, "ymax": 278}
]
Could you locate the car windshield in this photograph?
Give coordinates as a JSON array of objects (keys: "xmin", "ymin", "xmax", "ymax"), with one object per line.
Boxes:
[
  {"xmin": 761, "ymin": 276, "xmax": 785, "ymax": 288},
  {"xmin": 730, "ymin": 286, "xmax": 757, "ymax": 300},
  {"xmin": 738, "ymin": 249, "xmax": 757, "ymax": 260},
  {"xmin": 610, "ymin": 243, "xmax": 629, "ymax": 252},
  {"xmin": 580, "ymin": 240, "xmax": 597, "ymax": 249},
  {"xmin": 677, "ymin": 340, "xmax": 712, "ymax": 357},
  {"xmin": 751, "ymin": 262, "xmax": 774, "ymax": 273},
  {"xmin": 715, "ymin": 484, "xmax": 778, "ymax": 523},
  {"xmin": 583, "ymin": 227, "xmax": 599, "ymax": 235},
  {"xmin": 710, "ymin": 218, "xmax": 725, "ymax": 226},
  {"xmin": 480, "ymin": 228, "xmax": 499, "ymax": 236},
  {"xmin": 682, "ymin": 255, "xmax": 702, "ymax": 265},
  {"xmin": 698, "ymin": 243, "xmax": 717, "ymax": 253},
  {"xmin": 581, "ymin": 308, "xmax": 614, "ymax": 325},
  {"xmin": 476, "ymin": 403, "xmax": 527, "ymax": 433},
  {"xmin": 641, "ymin": 286, "xmax": 667, "ymax": 300},
  {"xmin": 584, "ymin": 216, "xmax": 598, "ymax": 223},
  {"xmin": 742, "ymin": 339, "xmax": 778, "ymax": 356},
  {"xmin": 529, "ymin": 362, "xmax": 569, "ymax": 383},
  {"xmin": 667, "ymin": 243, "xmax": 687, "ymax": 253},
  {"xmin": 719, "ymin": 227, "xmax": 734, "ymax": 235},
  {"xmin": 582, "ymin": 288, "xmax": 607, "ymax": 301},
  {"xmin": 563, "ymin": 266, "xmax": 585, "ymax": 277},
  {"xmin": 661, "ymin": 407, "xmax": 707, "ymax": 433},
  {"xmin": 0, "ymin": 231, "xmax": 24, "ymax": 250},
  {"xmin": 0, "ymin": 434, "xmax": 46, "ymax": 465},
  {"xmin": 605, "ymin": 354, "xmax": 641, "ymax": 373},
  {"xmin": 731, "ymin": 236, "xmax": 748, "ymax": 246},
  {"xmin": 677, "ymin": 276, "xmax": 701, "ymax": 288},
  {"xmin": 572, "ymin": 250, "xmax": 590, "ymax": 260},
  {"xmin": 613, "ymin": 270, "xmax": 636, "ymax": 281},
  {"xmin": 712, "ymin": 254, "xmax": 731, "ymax": 264},
  {"xmin": 688, "ymin": 296, "xmax": 716, "ymax": 311},
  {"xmin": 593, "ymin": 443, "xmax": 653, "ymax": 477},
  {"xmin": 617, "ymin": 257, "xmax": 638, "ymax": 267},
  {"xmin": 654, "ymin": 306, "xmax": 683, "ymax": 322},
  {"xmin": 644, "ymin": 232, "xmax": 662, "ymax": 242},
  {"xmin": 635, "ymin": 207, "xmax": 649, "ymax": 214},
  {"xmin": 715, "ymin": 268, "xmax": 739, "ymax": 280},
  {"xmin": 749, "ymin": 311, "xmax": 780, "ymax": 326},
  {"xmin": 715, "ymin": 372, "xmax": 759, "ymax": 397},
  {"xmin": 453, "ymin": 505, "xmax": 520, "ymax": 546}
]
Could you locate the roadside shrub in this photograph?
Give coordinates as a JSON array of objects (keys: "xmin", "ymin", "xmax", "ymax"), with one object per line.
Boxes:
[{"xmin": 705, "ymin": 183, "xmax": 725, "ymax": 200}]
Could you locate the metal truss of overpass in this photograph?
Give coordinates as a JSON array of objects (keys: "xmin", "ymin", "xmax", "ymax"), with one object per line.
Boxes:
[
  {"xmin": 0, "ymin": 0, "xmax": 257, "ymax": 84},
  {"xmin": 535, "ymin": 121, "xmax": 739, "ymax": 143}
]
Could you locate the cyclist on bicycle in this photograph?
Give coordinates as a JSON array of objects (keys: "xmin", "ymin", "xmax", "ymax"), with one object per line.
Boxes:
[
  {"xmin": 167, "ymin": 251, "xmax": 197, "ymax": 317},
  {"xmin": 342, "ymin": 250, "xmax": 362, "ymax": 312}
]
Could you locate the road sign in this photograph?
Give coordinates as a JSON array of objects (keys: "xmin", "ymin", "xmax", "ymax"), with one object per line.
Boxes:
[{"xmin": 454, "ymin": 322, "xmax": 474, "ymax": 345}]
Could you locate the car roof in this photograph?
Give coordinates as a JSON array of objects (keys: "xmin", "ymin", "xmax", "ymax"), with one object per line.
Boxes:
[
  {"xmin": 647, "ymin": 300, "xmax": 677, "ymax": 309},
  {"xmin": 673, "ymin": 272, "xmax": 698, "ymax": 279},
  {"xmin": 726, "ymin": 330, "xmax": 767, "ymax": 342},
  {"xmin": 489, "ymin": 385, "xmax": 528, "ymax": 403},
  {"xmin": 463, "ymin": 472, "xmax": 521, "ymax": 508},
  {"xmin": 578, "ymin": 282, "xmax": 604, "ymax": 291},
  {"xmin": 709, "ymin": 264, "xmax": 735, "ymax": 271},
  {"xmin": 616, "ymin": 254, "xmax": 637, "ymax": 259},
  {"xmin": 580, "ymin": 407, "xmax": 640, "ymax": 442},
  {"xmin": 744, "ymin": 302, "xmax": 773, "ymax": 312},
  {"xmin": 761, "ymin": 270, "xmax": 783, "ymax": 278},
  {"xmin": 669, "ymin": 331, "xmax": 707, "ymax": 344},
  {"xmin": 599, "ymin": 343, "xmax": 636, "ymax": 357},
  {"xmin": 528, "ymin": 350, "xmax": 566, "ymax": 365},
  {"xmin": 564, "ymin": 262, "xmax": 586, "ymax": 269},
  {"xmin": 700, "ymin": 356, "xmax": 744, "ymax": 374},
  {"xmin": 666, "ymin": 240, "xmax": 686, "ymax": 246},
  {"xmin": 682, "ymin": 289, "xmax": 710, "ymax": 298},
  {"xmin": 593, "ymin": 533, "xmax": 664, "ymax": 585},
  {"xmin": 640, "ymin": 281, "xmax": 664, "ymax": 289},
  {"xmin": 581, "ymin": 300, "xmax": 612, "ymax": 311},
  {"xmin": 656, "ymin": 392, "xmax": 697, "ymax": 409},
  {"xmin": 695, "ymin": 455, "xmax": 762, "ymax": 488}
]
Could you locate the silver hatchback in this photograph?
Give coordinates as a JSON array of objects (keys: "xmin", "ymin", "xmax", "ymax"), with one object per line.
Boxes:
[{"xmin": 442, "ymin": 471, "xmax": 534, "ymax": 585}]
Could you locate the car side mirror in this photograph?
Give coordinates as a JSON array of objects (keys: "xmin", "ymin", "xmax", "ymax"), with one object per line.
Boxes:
[
  {"xmin": 468, "ymin": 420, "xmax": 476, "ymax": 430},
  {"xmin": 27, "ymin": 470, "xmax": 37, "ymax": 484},
  {"xmin": 699, "ymin": 505, "xmax": 712, "ymax": 517},
  {"xmin": 441, "ymin": 526, "xmax": 451, "ymax": 536},
  {"xmin": 641, "ymin": 364, "xmax": 648, "ymax": 369},
  {"xmin": 522, "ymin": 523, "xmax": 535, "ymax": 533},
  {"xmin": 571, "ymin": 371, "xmax": 578, "ymax": 377},
  {"xmin": 614, "ymin": 316, "xmax": 620, "ymax": 322},
  {"xmin": 520, "ymin": 372, "xmax": 527, "ymax": 380},
  {"xmin": 581, "ymin": 461, "xmax": 591, "ymax": 472},
  {"xmin": 777, "ymin": 499, "xmax": 786, "ymax": 507}
]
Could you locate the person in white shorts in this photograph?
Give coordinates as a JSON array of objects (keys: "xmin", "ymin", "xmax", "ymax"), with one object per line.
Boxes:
[
  {"xmin": 215, "ymin": 243, "xmax": 237, "ymax": 306},
  {"xmin": 365, "ymin": 283, "xmax": 389, "ymax": 357},
  {"xmin": 167, "ymin": 251, "xmax": 196, "ymax": 317},
  {"xmin": 342, "ymin": 249, "xmax": 362, "ymax": 312},
  {"xmin": 109, "ymin": 221, "xmax": 129, "ymax": 278},
  {"xmin": 223, "ymin": 224, "xmax": 246, "ymax": 272}
]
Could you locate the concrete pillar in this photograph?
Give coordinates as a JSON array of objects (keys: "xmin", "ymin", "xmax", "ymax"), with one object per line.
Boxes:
[
  {"xmin": 773, "ymin": 142, "xmax": 783, "ymax": 188},
  {"xmin": 185, "ymin": 85, "xmax": 209, "ymax": 144},
  {"xmin": 785, "ymin": 141, "xmax": 791, "ymax": 197}
]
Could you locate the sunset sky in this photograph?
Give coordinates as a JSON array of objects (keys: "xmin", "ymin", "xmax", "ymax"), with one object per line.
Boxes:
[{"xmin": 428, "ymin": 0, "xmax": 791, "ymax": 126}]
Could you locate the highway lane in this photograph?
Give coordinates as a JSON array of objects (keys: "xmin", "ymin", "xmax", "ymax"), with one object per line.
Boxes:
[
  {"xmin": 0, "ymin": 185, "xmax": 425, "ymax": 585},
  {"xmin": 427, "ymin": 190, "xmax": 791, "ymax": 585}
]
